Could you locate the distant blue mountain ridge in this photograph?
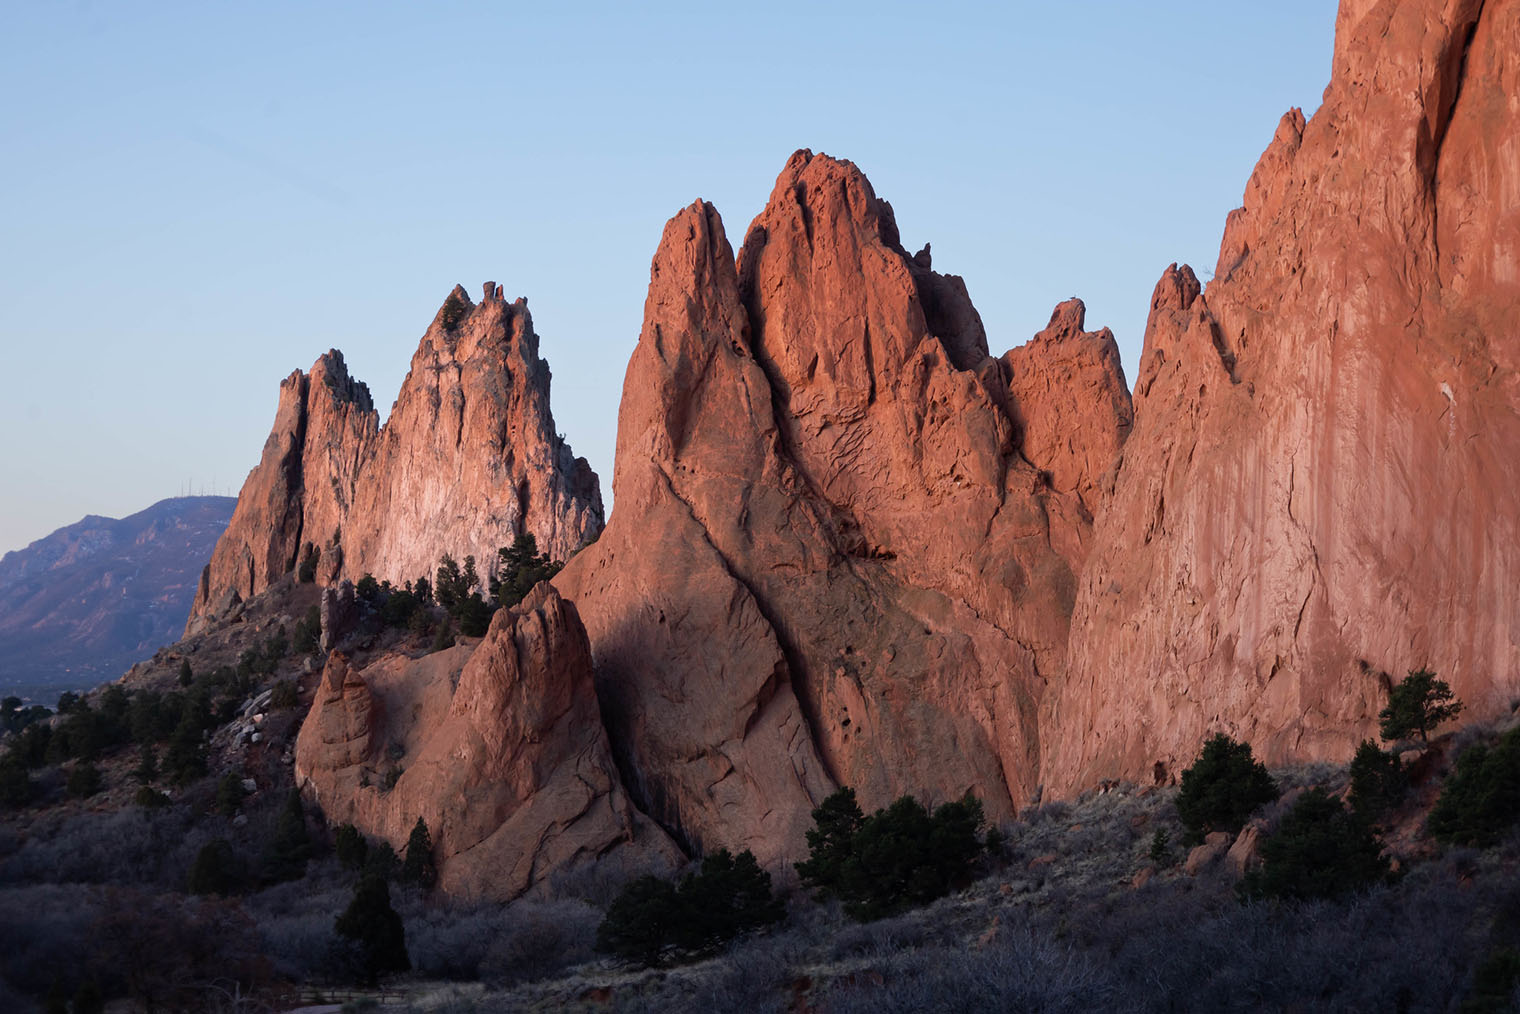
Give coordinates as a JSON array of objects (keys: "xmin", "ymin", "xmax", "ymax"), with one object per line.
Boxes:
[{"xmin": 0, "ymin": 496, "xmax": 234, "ymax": 703}]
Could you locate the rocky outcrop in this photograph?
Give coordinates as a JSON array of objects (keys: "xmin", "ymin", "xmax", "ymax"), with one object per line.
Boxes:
[
  {"xmin": 295, "ymin": 584, "xmax": 678, "ymax": 900},
  {"xmin": 187, "ymin": 291, "xmax": 602, "ymax": 634},
  {"xmin": 189, "ymin": 367, "xmax": 328, "ymax": 635},
  {"xmin": 341, "ymin": 286, "xmax": 604, "ymax": 585},
  {"xmin": 318, "ymin": 581, "xmax": 356, "ymax": 653},
  {"xmin": 1043, "ymin": 0, "xmax": 1520, "ymax": 793},
  {"xmin": 556, "ymin": 150, "xmax": 1132, "ymax": 860}
]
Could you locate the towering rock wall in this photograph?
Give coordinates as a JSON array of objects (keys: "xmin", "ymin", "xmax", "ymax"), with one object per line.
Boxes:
[
  {"xmin": 188, "ymin": 286, "xmax": 603, "ymax": 633},
  {"xmin": 556, "ymin": 151, "xmax": 1132, "ymax": 860},
  {"xmin": 1043, "ymin": 0, "xmax": 1520, "ymax": 793}
]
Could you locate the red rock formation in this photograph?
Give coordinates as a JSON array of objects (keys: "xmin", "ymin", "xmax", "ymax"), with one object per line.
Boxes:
[
  {"xmin": 188, "ymin": 288, "xmax": 602, "ymax": 634},
  {"xmin": 234, "ymin": 0, "xmax": 1520, "ymax": 884},
  {"xmin": 189, "ymin": 364, "xmax": 329, "ymax": 633},
  {"xmin": 1043, "ymin": 0, "xmax": 1520, "ymax": 794},
  {"xmin": 295, "ymin": 584, "xmax": 678, "ymax": 900},
  {"xmin": 1002, "ymin": 299, "xmax": 1134, "ymax": 562},
  {"xmin": 556, "ymin": 151, "xmax": 1132, "ymax": 859}
]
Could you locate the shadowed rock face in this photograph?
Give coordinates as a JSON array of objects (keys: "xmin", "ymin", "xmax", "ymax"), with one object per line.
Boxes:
[
  {"xmin": 187, "ymin": 289, "xmax": 603, "ymax": 634},
  {"xmin": 556, "ymin": 150, "xmax": 1132, "ymax": 861},
  {"xmin": 294, "ymin": 584, "xmax": 679, "ymax": 901},
  {"xmin": 1043, "ymin": 0, "xmax": 1520, "ymax": 794}
]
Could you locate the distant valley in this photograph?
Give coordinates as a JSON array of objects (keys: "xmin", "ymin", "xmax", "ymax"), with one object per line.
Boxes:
[{"xmin": 0, "ymin": 496, "xmax": 233, "ymax": 702}]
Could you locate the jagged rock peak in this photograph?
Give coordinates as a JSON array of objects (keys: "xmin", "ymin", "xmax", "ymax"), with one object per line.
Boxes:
[
  {"xmin": 1001, "ymin": 298, "xmax": 1132, "ymax": 521},
  {"xmin": 558, "ymin": 148, "xmax": 1135, "ymax": 867},
  {"xmin": 737, "ymin": 148, "xmax": 990, "ymax": 378},
  {"xmin": 188, "ymin": 283, "xmax": 602, "ymax": 632},
  {"xmin": 1034, "ymin": 298, "xmax": 1089, "ymax": 341},
  {"xmin": 307, "ymin": 349, "xmax": 374, "ymax": 412}
]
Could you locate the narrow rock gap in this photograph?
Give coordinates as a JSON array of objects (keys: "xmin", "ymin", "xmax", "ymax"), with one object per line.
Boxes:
[
  {"xmin": 592, "ymin": 678, "xmax": 695, "ymax": 861},
  {"xmin": 862, "ymin": 319, "xmax": 877, "ymax": 407},
  {"xmin": 1429, "ymin": 4, "xmax": 1485, "ymax": 266}
]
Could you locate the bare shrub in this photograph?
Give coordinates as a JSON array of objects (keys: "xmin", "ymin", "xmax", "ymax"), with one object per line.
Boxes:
[
  {"xmin": 1, "ymin": 805, "xmax": 196, "ymax": 886},
  {"xmin": 827, "ymin": 908, "xmax": 933, "ymax": 961},
  {"xmin": 240, "ymin": 872, "xmax": 352, "ymax": 981},
  {"xmin": 1068, "ymin": 865, "xmax": 1478, "ymax": 1012},
  {"xmin": 817, "ymin": 928, "xmax": 1118, "ymax": 1014},
  {"xmin": 479, "ymin": 899, "xmax": 599, "ymax": 985},
  {"xmin": 1273, "ymin": 760, "xmax": 1346, "ymax": 793},
  {"xmin": 0, "ymin": 883, "xmax": 103, "ymax": 993},
  {"xmin": 545, "ymin": 850, "xmax": 679, "ymax": 907}
]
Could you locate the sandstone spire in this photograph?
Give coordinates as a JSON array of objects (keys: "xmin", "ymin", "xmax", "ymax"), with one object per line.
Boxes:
[{"xmin": 187, "ymin": 286, "xmax": 602, "ymax": 633}]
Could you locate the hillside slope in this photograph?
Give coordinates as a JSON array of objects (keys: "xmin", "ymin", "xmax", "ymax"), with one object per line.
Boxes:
[{"xmin": 0, "ymin": 496, "xmax": 233, "ymax": 700}]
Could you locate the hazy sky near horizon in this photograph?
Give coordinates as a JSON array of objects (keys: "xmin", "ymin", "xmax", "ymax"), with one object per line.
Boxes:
[{"xmin": 0, "ymin": 1, "xmax": 1338, "ymax": 556}]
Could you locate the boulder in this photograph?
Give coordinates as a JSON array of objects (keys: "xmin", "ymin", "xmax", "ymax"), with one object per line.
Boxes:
[
  {"xmin": 1184, "ymin": 832, "xmax": 1233, "ymax": 876},
  {"xmin": 1227, "ymin": 824, "xmax": 1264, "ymax": 877}
]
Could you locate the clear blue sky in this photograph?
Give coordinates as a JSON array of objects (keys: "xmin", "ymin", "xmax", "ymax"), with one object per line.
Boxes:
[{"xmin": 0, "ymin": 1, "xmax": 1338, "ymax": 555}]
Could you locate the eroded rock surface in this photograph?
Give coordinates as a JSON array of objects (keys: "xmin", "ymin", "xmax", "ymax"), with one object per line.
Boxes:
[
  {"xmin": 188, "ymin": 291, "xmax": 602, "ymax": 634},
  {"xmin": 556, "ymin": 150, "xmax": 1132, "ymax": 859},
  {"xmin": 1044, "ymin": 0, "xmax": 1520, "ymax": 794},
  {"xmin": 295, "ymin": 584, "xmax": 677, "ymax": 900}
]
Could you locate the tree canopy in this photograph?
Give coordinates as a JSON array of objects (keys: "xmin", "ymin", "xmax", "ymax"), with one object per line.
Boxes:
[{"xmin": 1379, "ymin": 669, "xmax": 1463, "ymax": 743}]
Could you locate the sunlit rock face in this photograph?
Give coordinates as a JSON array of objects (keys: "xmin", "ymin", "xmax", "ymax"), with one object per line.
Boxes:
[
  {"xmin": 187, "ymin": 287, "xmax": 602, "ymax": 635},
  {"xmin": 1044, "ymin": 0, "xmax": 1520, "ymax": 794}
]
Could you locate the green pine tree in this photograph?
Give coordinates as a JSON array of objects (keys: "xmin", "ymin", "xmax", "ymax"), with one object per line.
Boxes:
[
  {"xmin": 215, "ymin": 771, "xmax": 246, "ymax": 817},
  {"xmin": 1428, "ymin": 726, "xmax": 1520, "ymax": 846},
  {"xmin": 71, "ymin": 979, "xmax": 105, "ymax": 1014},
  {"xmin": 66, "ymin": 761, "xmax": 102, "ymax": 799},
  {"xmin": 1241, "ymin": 787, "xmax": 1390, "ymax": 901},
  {"xmin": 1348, "ymin": 739, "xmax": 1408, "ymax": 821},
  {"xmin": 133, "ymin": 743, "xmax": 159, "ymax": 785},
  {"xmin": 44, "ymin": 978, "xmax": 68, "ymax": 1014},
  {"xmin": 335, "ymin": 874, "xmax": 410, "ymax": 984},
  {"xmin": 596, "ymin": 875, "xmax": 683, "ymax": 966},
  {"xmin": 187, "ymin": 838, "xmax": 239, "ymax": 896},
  {"xmin": 675, "ymin": 848, "xmax": 784, "ymax": 953},
  {"xmin": 1176, "ymin": 733, "xmax": 1279, "ymax": 840},
  {"xmin": 1379, "ymin": 669, "xmax": 1463, "ymax": 743},
  {"xmin": 795, "ymin": 787, "xmax": 864, "ymax": 899},
  {"xmin": 335, "ymin": 823, "xmax": 369, "ymax": 871},
  {"xmin": 795, "ymin": 787, "xmax": 986, "ymax": 922},
  {"xmin": 400, "ymin": 816, "xmax": 437, "ymax": 888},
  {"xmin": 262, "ymin": 789, "xmax": 312, "ymax": 883}
]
